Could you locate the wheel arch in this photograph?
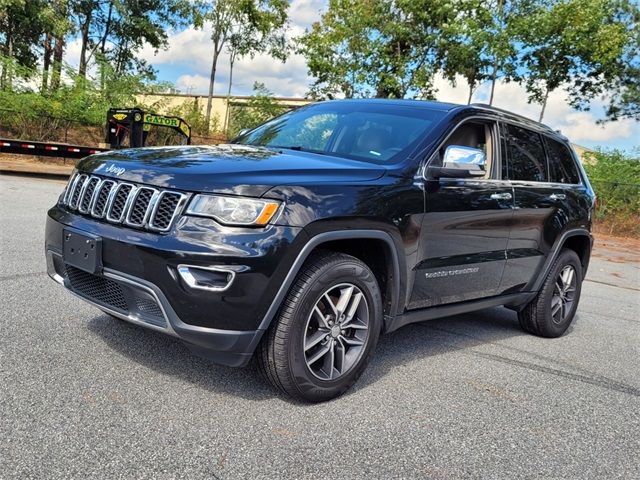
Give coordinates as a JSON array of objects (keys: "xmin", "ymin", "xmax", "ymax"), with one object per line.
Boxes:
[
  {"xmin": 257, "ymin": 230, "xmax": 403, "ymax": 332},
  {"xmin": 531, "ymin": 228, "xmax": 593, "ymax": 292}
]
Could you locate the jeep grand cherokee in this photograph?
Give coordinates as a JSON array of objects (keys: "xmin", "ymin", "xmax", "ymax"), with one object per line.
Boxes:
[{"xmin": 45, "ymin": 100, "xmax": 595, "ymax": 401}]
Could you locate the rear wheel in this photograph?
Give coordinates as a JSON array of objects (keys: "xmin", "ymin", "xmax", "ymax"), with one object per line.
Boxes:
[
  {"xmin": 257, "ymin": 251, "xmax": 383, "ymax": 402},
  {"xmin": 518, "ymin": 248, "xmax": 583, "ymax": 338}
]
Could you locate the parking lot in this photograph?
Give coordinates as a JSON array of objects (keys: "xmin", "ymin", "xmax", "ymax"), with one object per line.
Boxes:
[{"xmin": 1, "ymin": 174, "xmax": 639, "ymax": 479}]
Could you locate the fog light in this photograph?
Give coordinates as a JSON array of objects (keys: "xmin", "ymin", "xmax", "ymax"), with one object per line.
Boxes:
[{"xmin": 177, "ymin": 265, "xmax": 236, "ymax": 292}]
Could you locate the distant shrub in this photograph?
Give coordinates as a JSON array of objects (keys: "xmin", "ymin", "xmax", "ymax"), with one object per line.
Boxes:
[{"xmin": 583, "ymin": 149, "xmax": 640, "ymax": 236}]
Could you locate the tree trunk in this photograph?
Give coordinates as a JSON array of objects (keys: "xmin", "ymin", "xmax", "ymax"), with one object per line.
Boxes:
[
  {"xmin": 489, "ymin": 62, "xmax": 498, "ymax": 105},
  {"xmin": 538, "ymin": 87, "xmax": 550, "ymax": 122},
  {"xmin": 205, "ymin": 44, "xmax": 220, "ymax": 133},
  {"xmin": 0, "ymin": 32, "xmax": 12, "ymax": 90},
  {"xmin": 51, "ymin": 35, "xmax": 64, "ymax": 91},
  {"xmin": 224, "ymin": 53, "xmax": 235, "ymax": 134},
  {"xmin": 4, "ymin": 34, "xmax": 14, "ymax": 90},
  {"xmin": 467, "ymin": 82, "xmax": 474, "ymax": 104},
  {"xmin": 78, "ymin": 11, "xmax": 92, "ymax": 77},
  {"xmin": 42, "ymin": 34, "xmax": 53, "ymax": 93}
]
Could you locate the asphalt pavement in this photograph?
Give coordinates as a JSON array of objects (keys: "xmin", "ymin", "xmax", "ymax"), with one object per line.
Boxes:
[{"xmin": 1, "ymin": 174, "xmax": 638, "ymax": 479}]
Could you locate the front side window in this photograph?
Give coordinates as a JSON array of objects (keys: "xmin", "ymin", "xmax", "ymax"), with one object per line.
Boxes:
[
  {"xmin": 434, "ymin": 121, "xmax": 496, "ymax": 179},
  {"xmin": 504, "ymin": 124, "xmax": 547, "ymax": 182},
  {"xmin": 546, "ymin": 137, "xmax": 581, "ymax": 184},
  {"xmin": 235, "ymin": 102, "xmax": 444, "ymax": 164}
]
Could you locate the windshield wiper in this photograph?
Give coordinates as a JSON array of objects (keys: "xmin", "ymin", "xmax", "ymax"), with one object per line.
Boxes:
[{"xmin": 268, "ymin": 145, "xmax": 327, "ymax": 155}]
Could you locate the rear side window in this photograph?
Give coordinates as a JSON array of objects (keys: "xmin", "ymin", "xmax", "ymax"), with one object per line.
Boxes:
[
  {"xmin": 504, "ymin": 124, "xmax": 547, "ymax": 182},
  {"xmin": 546, "ymin": 137, "xmax": 581, "ymax": 184}
]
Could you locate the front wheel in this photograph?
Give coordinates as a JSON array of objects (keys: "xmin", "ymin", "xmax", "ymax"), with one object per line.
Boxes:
[
  {"xmin": 257, "ymin": 251, "xmax": 383, "ymax": 402},
  {"xmin": 518, "ymin": 248, "xmax": 583, "ymax": 338}
]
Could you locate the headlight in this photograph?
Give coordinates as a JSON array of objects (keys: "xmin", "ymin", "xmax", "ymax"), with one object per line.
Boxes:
[{"xmin": 186, "ymin": 194, "xmax": 281, "ymax": 226}]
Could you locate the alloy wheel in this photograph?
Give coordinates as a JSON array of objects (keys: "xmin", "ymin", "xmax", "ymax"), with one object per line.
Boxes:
[
  {"xmin": 551, "ymin": 265, "xmax": 577, "ymax": 324},
  {"xmin": 303, "ymin": 283, "xmax": 370, "ymax": 381}
]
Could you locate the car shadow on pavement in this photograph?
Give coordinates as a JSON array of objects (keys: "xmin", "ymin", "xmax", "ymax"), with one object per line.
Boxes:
[
  {"xmin": 86, "ymin": 315, "xmax": 278, "ymax": 402},
  {"xmin": 86, "ymin": 306, "xmax": 532, "ymax": 403},
  {"xmin": 351, "ymin": 306, "xmax": 529, "ymax": 393}
]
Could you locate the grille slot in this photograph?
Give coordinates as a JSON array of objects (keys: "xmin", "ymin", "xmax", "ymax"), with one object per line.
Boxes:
[
  {"xmin": 66, "ymin": 266, "xmax": 128, "ymax": 311},
  {"xmin": 62, "ymin": 174, "xmax": 186, "ymax": 232},
  {"xmin": 150, "ymin": 192, "xmax": 183, "ymax": 231},
  {"xmin": 126, "ymin": 187, "xmax": 157, "ymax": 227},
  {"xmin": 78, "ymin": 177, "xmax": 100, "ymax": 213},
  {"xmin": 91, "ymin": 180, "xmax": 115, "ymax": 218},
  {"xmin": 106, "ymin": 184, "xmax": 134, "ymax": 222},
  {"xmin": 69, "ymin": 174, "xmax": 88, "ymax": 209}
]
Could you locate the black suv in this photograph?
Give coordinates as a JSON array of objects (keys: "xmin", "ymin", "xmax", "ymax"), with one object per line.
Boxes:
[{"xmin": 45, "ymin": 100, "xmax": 595, "ymax": 401}]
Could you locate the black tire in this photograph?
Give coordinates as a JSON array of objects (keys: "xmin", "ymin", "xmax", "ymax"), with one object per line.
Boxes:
[
  {"xmin": 257, "ymin": 251, "xmax": 383, "ymax": 402},
  {"xmin": 518, "ymin": 248, "xmax": 583, "ymax": 338}
]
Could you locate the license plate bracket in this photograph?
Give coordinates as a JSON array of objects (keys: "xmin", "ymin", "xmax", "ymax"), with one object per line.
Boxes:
[{"xmin": 63, "ymin": 228, "xmax": 102, "ymax": 274}]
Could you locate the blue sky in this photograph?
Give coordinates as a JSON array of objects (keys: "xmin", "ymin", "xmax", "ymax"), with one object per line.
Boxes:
[{"xmin": 67, "ymin": 0, "xmax": 639, "ymax": 153}]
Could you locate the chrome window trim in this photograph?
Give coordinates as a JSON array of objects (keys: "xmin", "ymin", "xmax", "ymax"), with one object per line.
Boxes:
[
  {"xmin": 147, "ymin": 191, "xmax": 188, "ymax": 232},
  {"xmin": 499, "ymin": 119, "xmax": 585, "ymax": 187},
  {"xmin": 124, "ymin": 187, "xmax": 159, "ymax": 228}
]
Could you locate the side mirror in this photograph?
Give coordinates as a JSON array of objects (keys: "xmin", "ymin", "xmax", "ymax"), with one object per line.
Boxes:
[{"xmin": 427, "ymin": 145, "xmax": 487, "ymax": 179}]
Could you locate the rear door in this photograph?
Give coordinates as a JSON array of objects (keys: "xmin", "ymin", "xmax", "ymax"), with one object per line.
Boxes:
[
  {"xmin": 409, "ymin": 118, "xmax": 514, "ymax": 309},
  {"xmin": 499, "ymin": 123, "xmax": 568, "ymax": 293}
]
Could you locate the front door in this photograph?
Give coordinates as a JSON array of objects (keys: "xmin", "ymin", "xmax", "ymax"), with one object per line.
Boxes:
[{"xmin": 409, "ymin": 119, "xmax": 514, "ymax": 309}]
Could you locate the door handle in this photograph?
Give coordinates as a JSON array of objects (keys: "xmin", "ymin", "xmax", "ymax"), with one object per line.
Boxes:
[
  {"xmin": 490, "ymin": 192, "xmax": 512, "ymax": 200},
  {"xmin": 549, "ymin": 193, "xmax": 566, "ymax": 201}
]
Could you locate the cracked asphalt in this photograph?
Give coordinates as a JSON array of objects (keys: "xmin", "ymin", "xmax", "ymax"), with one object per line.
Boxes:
[{"xmin": 1, "ymin": 174, "xmax": 639, "ymax": 479}]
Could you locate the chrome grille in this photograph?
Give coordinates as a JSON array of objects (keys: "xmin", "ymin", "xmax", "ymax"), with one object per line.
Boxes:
[
  {"xmin": 78, "ymin": 177, "xmax": 100, "ymax": 213},
  {"xmin": 106, "ymin": 183, "xmax": 134, "ymax": 222},
  {"xmin": 126, "ymin": 187, "xmax": 157, "ymax": 227},
  {"xmin": 91, "ymin": 180, "xmax": 115, "ymax": 217},
  {"xmin": 149, "ymin": 192, "xmax": 182, "ymax": 230},
  {"xmin": 62, "ymin": 173, "xmax": 186, "ymax": 232}
]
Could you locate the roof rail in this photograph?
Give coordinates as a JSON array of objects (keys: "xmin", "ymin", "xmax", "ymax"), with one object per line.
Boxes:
[{"xmin": 469, "ymin": 103, "xmax": 565, "ymax": 137}]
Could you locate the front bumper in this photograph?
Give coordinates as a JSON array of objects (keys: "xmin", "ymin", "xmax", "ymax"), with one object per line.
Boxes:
[{"xmin": 45, "ymin": 205, "xmax": 306, "ymax": 367}]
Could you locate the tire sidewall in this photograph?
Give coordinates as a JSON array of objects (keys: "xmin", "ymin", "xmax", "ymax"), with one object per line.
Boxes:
[{"xmin": 287, "ymin": 259, "xmax": 382, "ymax": 401}]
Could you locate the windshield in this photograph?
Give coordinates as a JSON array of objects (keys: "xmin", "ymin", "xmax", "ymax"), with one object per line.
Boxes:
[{"xmin": 234, "ymin": 102, "xmax": 445, "ymax": 164}]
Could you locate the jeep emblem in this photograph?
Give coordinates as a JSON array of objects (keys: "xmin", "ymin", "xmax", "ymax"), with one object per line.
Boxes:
[{"xmin": 105, "ymin": 164, "xmax": 125, "ymax": 176}]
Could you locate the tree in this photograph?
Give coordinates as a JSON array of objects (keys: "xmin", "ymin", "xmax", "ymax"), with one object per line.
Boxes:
[
  {"xmin": 227, "ymin": 82, "xmax": 286, "ymax": 137},
  {"xmin": 518, "ymin": 0, "xmax": 635, "ymax": 122},
  {"xmin": 70, "ymin": 0, "xmax": 192, "ymax": 79},
  {"xmin": 604, "ymin": 2, "xmax": 640, "ymax": 122},
  {"xmin": 195, "ymin": 0, "xmax": 289, "ymax": 132},
  {"xmin": 0, "ymin": 0, "xmax": 48, "ymax": 89},
  {"xmin": 440, "ymin": 0, "xmax": 493, "ymax": 104},
  {"xmin": 299, "ymin": 0, "xmax": 458, "ymax": 100}
]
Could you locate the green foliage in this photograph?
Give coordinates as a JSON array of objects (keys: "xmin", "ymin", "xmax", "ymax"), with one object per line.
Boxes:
[
  {"xmin": 298, "ymin": 0, "xmax": 459, "ymax": 99},
  {"xmin": 193, "ymin": 0, "xmax": 290, "ymax": 132},
  {"xmin": 0, "ymin": 56, "xmax": 163, "ymax": 141},
  {"xmin": 583, "ymin": 149, "xmax": 640, "ymax": 234},
  {"xmin": 227, "ymin": 82, "xmax": 286, "ymax": 138},
  {"xmin": 517, "ymin": 0, "xmax": 635, "ymax": 121}
]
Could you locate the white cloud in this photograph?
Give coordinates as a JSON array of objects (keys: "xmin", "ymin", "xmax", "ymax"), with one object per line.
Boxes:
[{"xmin": 432, "ymin": 74, "xmax": 639, "ymax": 146}]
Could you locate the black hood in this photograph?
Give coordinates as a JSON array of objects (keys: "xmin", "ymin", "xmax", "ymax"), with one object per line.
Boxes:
[{"xmin": 77, "ymin": 144, "xmax": 386, "ymax": 197}]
